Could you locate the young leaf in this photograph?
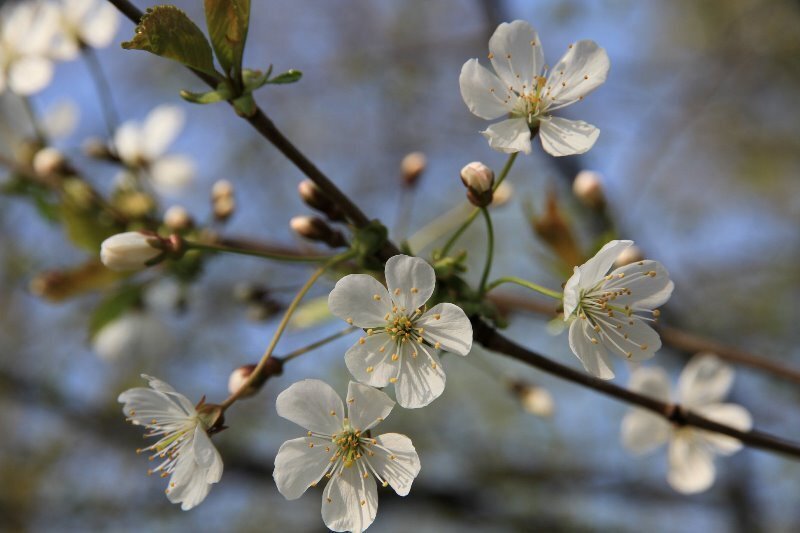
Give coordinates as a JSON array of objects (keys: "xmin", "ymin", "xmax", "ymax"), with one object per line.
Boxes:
[
  {"xmin": 204, "ymin": 0, "xmax": 250, "ymax": 79},
  {"xmin": 268, "ymin": 69, "xmax": 303, "ymax": 84},
  {"xmin": 122, "ymin": 5, "xmax": 219, "ymax": 78},
  {"xmin": 180, "ymin": 82, "xmax": 232, "ymax": 104}
]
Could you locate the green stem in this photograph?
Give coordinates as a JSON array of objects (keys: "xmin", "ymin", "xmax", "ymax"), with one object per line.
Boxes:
[
  {"xmin": 82, "ymin": 46, "xmax": 120, "ymax": 139},
  {"xmin": 221, "ymin": 251, "xmax": 355, "ymax": 410},
  {"xmin": 440, "ymin": 152, "xmax": 518, "ymax": 256},
  {"xmin": 478, "ymin": 208, "xmax": 494, "ymax": 296},
  {"xmin": 185, "ymin": 240, "xmax": 333, "ymax": 263},
  {"xmin": 281, "ymin": 326, "xmax": 357, "ymax": 362},
  {"xmin": 485, "ymin": 276, "xmax": 563, "ymax": 300},
  {"xmin": 21, "ymin": 95, "xmax": 47, "ymax": 145}
]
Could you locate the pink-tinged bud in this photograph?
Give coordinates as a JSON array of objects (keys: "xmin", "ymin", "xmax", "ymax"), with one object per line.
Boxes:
[
  {"xmin": 100, "ymin": 232, "xmax": 163, "ymax": 271},
  {"xmin": 290, "ymin": 216, "xmax": 347, "ymax": 248},
  {"xmin": 460, "ymin": 161, "xmax": 495, "ymax": 207},
  {"xmin": 163, "ymin": 205, "xmax": 193, "ymax": 231},
  {"xmin": 572, "ymin": 170, "xmax": 605, "ymax": 209},
  {"xmin": 33, "ymin": 147, "xmax": 66, "ymax": 176},
  {"xmin": 400, "ymin": 151, "xmax": 427, "ymax": 187},
  {"xmin": 298, "ymin": 180, "xmax": 345, "ymax": 221},
  {"xmin": 227, "ymin": 364, "xmax": 258, "ymax": 398},
  {"xmin": 613, "ymin": 245, "xmax": 644, "ymax": 268}
]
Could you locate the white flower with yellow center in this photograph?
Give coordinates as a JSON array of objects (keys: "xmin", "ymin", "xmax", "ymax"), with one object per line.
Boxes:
[
  {"xmin": 118, "ymin": 375, "xmax": 223, "ymax": 510},
  {"xmin": 459, "ymin": 20, "xmax": 609, "ymax": 156},
  {"xmin": 621, "ymin": 354, "xmax": 752, "ymax": 494},
  {"xmin": 0, "ymin": 1, "xmax": 62, "ymax": 95},
  {"xmin": 274, "ymin": 380, "xmax": 421, "ymax": 533},
  {"xmin": 328, "ymin": 254, "xmax": 473, "ymax": 409},
  {"xmin": 563, "ymin": 240, "xmax": 673, "ymax": 379}
]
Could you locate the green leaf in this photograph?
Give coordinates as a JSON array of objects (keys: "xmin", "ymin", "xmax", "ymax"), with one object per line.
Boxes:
[
  {"xmin": 204, "ymin": 0, "xmax": 250, "ymax": 78},
  {"xmin": 241, "ymin": 68, "xmax": 269, "ymax": 91},
  {"xmin": 180, "ymin": 81, "xmax": 232, "ymax": 104},
  {"xmin": 232, "ymin": 94, "xmax": 257, "ymax": 117},
  {"xmin": 268, "ymin": 69, "xmax": 303, "ymax": 84},
  {"xmin": 122, "ymin": 5, "xmax": 219, "ymax": 78},
  {"xmin": 89, "ymin": 284, "xmax": 145, "ymax": 340}
]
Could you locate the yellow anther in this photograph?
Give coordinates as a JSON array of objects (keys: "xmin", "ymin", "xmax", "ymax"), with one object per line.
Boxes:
[
  {"xmin": 625, "ymin": 351, "xmax": 633, "ymax": 359},
  {"xmin": 362, "ymin": 473, "xmax": 369, "ymax": 479},
  {"xmin": 653, "ymin": 309, "xmax": 661, "ymax": 317},
  {"xmin": 434, "ymin": 314, "xmax": 441, "ymax": 320},
  {"xmin": 346, "ymin": 318, "xmax": 354, "ymax": 325},
  {"xmin": 391, "ymin": 353, "xmax": 399, "ymax": 361},
  {"xmin": 584, "ymin": 74, "xmax": 589, "ymax": 80},
  {"xmin": 506, "ymin": 53, "xmax": 511, "ymax": 59},
  {"xmin": 367, "ymin": 329, "xmax": 374, "ymax": 335},
  {"xmin": 394, "ymin": 288, "xmax": 401, "ymax": 296},
  {"xmin": 591, "ymin": 338, "xmax": 599, "ymax": 344},
  {"xmin": 434, "ymin": 341, "xmax": 441, "ymax": 349},
  {"xmin": 488, "ymin": 52, "xmax": 494, "ymax": 59},
  {"xmin": 358, "ymin": 337, "xmax": 366, "ymax": 345},
  {"xmin": 389, "ymin": 377, "xmax": 398, "ymax": 383},
  {"xmin": 382, "ymin": 481, "xmax": 389, "ymax": 487},
  {"xmin": 410, "ymin": 287, "xmax": 419, "ymax": 293},
  {"xmin": 366, "ymin": 366, "xmax": 374, "ymax": 373},
  {"xmin": 329, "ymin": 410, "xmax": 336, "ymax": 416},
  {"xmin": 307, "ymin": 431, "xmax": 312, "ymax": 436},
  {"xmin": 431, "ymin": 362, "xmax": 437, "ymax": 369},
  {"xmin": 617, "ymin": 273, "xmax": 625, "ymax": 279},
  {"xmin": 327, "ymin": 497, "xmax": 332, "ymax": 503},
  {"xmin": 647, "ymin": 271, "xmax": 657, "ymax": 277},
  {"xmin": 308, "ymin": 442, "xmax": 314, "ymax": 448},
  {"xmin": 379, "ymin": 346, "xmax": 385, "ymax": 353},
  {"xmin": 373, "ymin": 294, "xmax": 381, "ymax": 301},
  {"xmin": 360, "ymin": 500, "xmax": 366, "ymax": 506},
  {"xmin": 640, "ymin": 344, "xmax": 648, "ymax": 350},
  {"xmin": 389, "ymin": 455, "xmax": 396, "ymax": 460},
  {"xmin": 412, "ymin": 351, "xmax": 418, "ymax": 358}
]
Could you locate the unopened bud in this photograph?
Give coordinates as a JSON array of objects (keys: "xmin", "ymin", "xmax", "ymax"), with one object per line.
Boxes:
[
  {"xmin": 613, "ymin": 245, "xmax": 644, "ymax": 268},
  {"xmin": 211, "ymin": 179, "xmax": 234, "ymax": 200},
  {"xmin": 460, "ymin": 161, "xmax": 494, "ymax": 207},
  {"xmin": 227, "ymin": 364, "xmax": 258, "ymax": 398},
  {"xmin": 572, "ymin": 170, "xmax": 605, "ymax": 209},
  {"xmin": 491, "ymin": 181, "xmax": 513, "ymax": 207},
  {"xmin": 532, "ymin": 189, "xmax": 582, "ymax": 269},
  {"xmin": 511, "ymin": 381, "xmax": 555, "ymax": 418},
  {"xmin": 163, "ymin": 205, "xmax": 193, "ymax": 231},
  {"xmin": 33, "ymin": 147, "xmax": 66, "ymax": 176},
  {"xmin": 100, "ymin": 231, "xmax": 164, "ymax": 271},
  {"xmin": 400, "ymin": 151, "xmax": 427, "ymax": 187},
  {"xmin": 82, "ymin": 137, "xmax": 113, "ymax": 160},
  {"xmin": 298, "ymin": 180, "xmax": 345, "ymax": 221},
  {"xmin": 290, "ymin": 215, "xmax": 347, "ymax": 248},
  {"xmin": 213, "ymin": 195, "xmax": 236, "ymax": 221}
]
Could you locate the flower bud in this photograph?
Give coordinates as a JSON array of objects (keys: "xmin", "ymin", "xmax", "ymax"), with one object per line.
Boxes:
[
  {"xmin": 460, "ymin": 161, "xmax": 494, "ymax": 207},
  {"xmin": 572, "ymin": 170, "xmax": 605, "ymax": 209},
  {"xmin": 290, "ymin": 215, "xmax": 347, "ymax": 248},
  {"xmin": 227, "ymin": 364, "xmax": 258, "ymax": 398},
  {"xmin": 531, "ymin": 189, "xmax": 582, "ymax": 269},
  {"xmin": 33, "ymin": 147, "xmax": 67, "ymax": 176},
  {"xmin": 491, "ymin": 181, "xmax": 513, "ymax": 207},
  {"xmin": 400, "ymin": 151, "xmax": 427, "ymax": 187},
  {"xmin": 100, "ymin": 232, "xmax": 163, "ymax": 271},
  {"xmin": 298, "ymin": 180, "xmax": 345, "ymax": 221},
  {"xmin": 211, "ymin": 179, "xmax": 234, "ymax": 200},
  {"xmin": 613, "ymin": 245, "xmax": 644, "ymax": 268},
  {"xmin": 510, "ymin": 381, "xmax": 555, "ymax": 418},
  {"xmin": 82, "ymin": 137, "xmax": 113, "ymax": 160},
  {"xmin": 163, "ymin": 205, "xmax": 193, "ymax": 231}
]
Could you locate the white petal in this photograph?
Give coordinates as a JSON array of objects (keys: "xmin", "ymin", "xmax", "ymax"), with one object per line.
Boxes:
[
  {"xmin": 416, "ymin": 303, "xmax": 473, "ymax": 356},
  {"xmin": 384, "ymin": 255, "xmax": 435, "ymax": 312},
  {"xmin": 276, "ymin": 379, "xmax": 344, "ymax": 435},
  {"xmin": 458, "ymin": 58, "xmax": 514, "ymax": 120},
  {"xmin": 192, "ymin": 425, "xmax": 222, "ymax": 480},
  {"xmin": 322, "ymin": 464, "xmax": 378, "ymax": 533},
  {"xmin": 481, "ymin": 117, "xmax": 532, "ymax": 154},
  {"xmin": 693, "ymin": 403, "xmax": 752, "ymax": 455},
  {"xmin": 141, "ymin": 105, "xmax": 185, "ymax": 158},
  {"xmin": 575, "ymin": 240, "xmax": 633, "ymax": 289},
  {"xmin": 488, "ymin": 20, "xmax": 544, "ymax": 93},
  {"xmin": 667, "ymin": 433, "xmax": 716, "ymax": 494},
  {"xmin": 393, "ymin": 342, "xmax": 446, "ymax": 409},
  {"xmin": 80, "ymin": 2, "xmax": 119, "ymax": 48},
  {"xmin": 117, "ymin": 387, "xmax": 192, "ymax": 425},
  {"xmin": 273, "ymin": 436, "xmax": 334, "ymax": 500},
  {"xmin": 628, "ymin": 366, "xmax": 671, "ymax": 401},
  {"xmin": 346, "ymin": 381, "xmax": 394, "ymax": 432},
  {"xmin": 562, "ymin": 266, "xmax": 582, "ymax": 318},
  {"xmin": 167, "ymin": 447, "xmax": 215, "ymax": 511},
  {"xmin": 604, "ymin": 260, "xmax": 674, "ymax": 309},
  {"xmin": 370, "ymin": 433, "xmax": 421, "ymax": 496},
  {"xmin": 544, "ymin": 40, "xmax": 609, "ymax": 106},
  {"xmin": 538, "ymin": 116, "xmax": 599, "ymax": 157},
  {"xmin": 328, "ymin": 274, "xmax": 392, "ymax": 328},
  {"xmin": 678, "ymin": 354, "xmax": 734, "ymax": 407},
  {"xmin": 8, "ymin": 56, "xmax": 53, "ymax": 95},
  {"xmin": 596, "ymin": 315, "xmax": 661, "ymax": 362},
  {"xmin": 621, "ymin": 410, "xmax": 670, "ymax": 455},
  {"xmin": 345, "ymin": 333, "xmax": 397, "ymax": 388},
  {"xmin": 150, "ymin": 154, "xmax": 195, "ymax": 193},
  {"xmin": 114, "ymin": 121, "xmax": 143, "ymax": 163},
  {"xmin": 567, "ymin": 318, "xmax": 615, "ymax": 380},
  {"xmin": 42, "ymin": 99, "xmax": 79, "ymax": 138}
]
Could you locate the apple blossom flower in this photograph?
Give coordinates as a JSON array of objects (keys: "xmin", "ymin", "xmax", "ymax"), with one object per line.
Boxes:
[
  {"xmin": 328, "ymin": 254, "xmax": 473, "ymax": 408},
  {"xmin": 118, "ymin": 375, "xmax": 224, "ymax": 510},
  {"xmin": 114, "ymin": 105, "xmax": 195, "ymax": 193},
  {"xmin": 100, "ymin": 231, "xmax": 162, "ymax": 271},
  {"xmin": 621, "ymin": 354, "xmax": 752, "ymax": 494},
  {"xmin": 55, "ymin": 0, "xmax": 119, "ymax": 53},
  {"xmin": 0, "ymin": 1, "xmax": 62, "ymax": 95},
  {"xmin": 459, "ymin": 20, "xmax": 609, "ymax": 156},
  {"xmin": 563, "ymin": 240, "xmax": 673, "ymax": 379},
  {"xmin": 274, "ymin": 379, "xmax": 420, "ymax": 533}
]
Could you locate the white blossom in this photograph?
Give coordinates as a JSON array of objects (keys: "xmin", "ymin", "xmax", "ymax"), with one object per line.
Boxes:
[
  {"xmin": 274, "ymin": 379, "xmax": 420, "ymax": 533},
  {"xmin": 0, "ymin": 1, "xmax": 62, "ymax": 95},
  {"xmin": 55, "ymin": 0, "xmax": 119, "ymax": 53},
  {"xmin": 621, "ymin": 354, "xmax": 752, "ymax": 494},
  {"xmin": 328, "ymin": 254, "xmax": 473, "ymax": 408},
  {"xmin": 114, "ymin": 105, "xmax": 195, "ymax": 194},
  {"xmin": 562, "ymin": 240, "xmax": 673, "ymax": 379},
  {"xmin": 100, "ymin": 231, "xmax": 162, "ymax": 271},
  {"xmin": 459, "ymin": 20, "xmax": 609, "ymax": 156},
  {"xmin": 118, "ymin": 375, "xmax": 223, "ymax": 510},
  {"xmin": 92, "ymin": 310, "xmax": 172, "ymax": 361}
]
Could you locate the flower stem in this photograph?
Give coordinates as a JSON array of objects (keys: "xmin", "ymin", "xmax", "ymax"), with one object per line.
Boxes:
[
  {"xmin": 440, "ymin": 152, "xmax": 518, "ymax": 256},
  {"xmin": 82, "ymin": 45, "xmax": 120, "ymax": 139},
  {"xmin": 485, "ymin": 276, "xmax": 562, "ymax": 300},
  {"xmin": 221, "ymin": 251, "xmax": 356, "ymax": 410},
  {"xmin": 280, "ymin": 326, "xmax": 357, "ymax": 362},
  {"xmin": 184, "ymin": 239, "xmax": 334, "ymax": 263},
  {"xmin": 21, "ymin": 95, "xmax": 47, "ymax": 145},
  {"xmin": 478, "ymin": 208, "xmax": 494, "ymax": 296}
]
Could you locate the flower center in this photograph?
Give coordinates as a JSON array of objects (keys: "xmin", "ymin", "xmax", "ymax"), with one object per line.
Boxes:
[
  {"xmin": 512, "ymin": 75, "xmax": 549, "ymax": 122},
  {"xmin": 332, "ymin": 419, "xmax": 371, "ymax": 468}
]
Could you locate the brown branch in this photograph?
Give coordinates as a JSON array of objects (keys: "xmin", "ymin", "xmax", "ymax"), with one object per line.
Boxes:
[{"xmin": 106, "ymin": 0, "xmax": 800, "ymax": 460}]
